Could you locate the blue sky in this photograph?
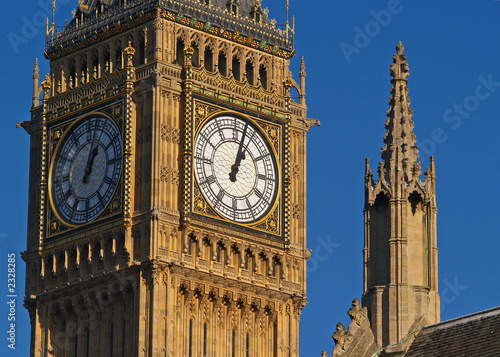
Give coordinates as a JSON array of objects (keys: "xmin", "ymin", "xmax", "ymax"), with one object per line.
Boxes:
[{"xmin": 1, "ymin": 0, "xmax": 500, "ymax": 355}]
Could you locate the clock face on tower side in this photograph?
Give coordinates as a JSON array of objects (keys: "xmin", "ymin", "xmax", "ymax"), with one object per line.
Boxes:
[
  {"xmin": 193, "ymin": 114, "xmax": 279, "ymax": 223},
  {"xmin": 49, "ymin": 115, "xmax": 123, "ymax": 226}
]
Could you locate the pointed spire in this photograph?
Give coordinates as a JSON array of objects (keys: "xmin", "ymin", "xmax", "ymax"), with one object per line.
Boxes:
[
  {"xmin": 299, "ymin": 56, "xmax": 306, "ymax": 105},
  {"xmin": 379, "ymin": 41, "xmax": 419, "ymax": 183},
  {"xmin": 32, "ymin": 59, "xmax": 40, "ymax": 107}
]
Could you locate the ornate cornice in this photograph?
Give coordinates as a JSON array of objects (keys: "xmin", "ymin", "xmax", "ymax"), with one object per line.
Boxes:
[{"xmin": 45, "ymin": 0, "xmax": 292, "ymax": 61}]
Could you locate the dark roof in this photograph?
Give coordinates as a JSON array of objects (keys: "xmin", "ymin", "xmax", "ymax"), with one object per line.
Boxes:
[{"xmin": 405, "ymin": 306, "xmax": 500, "ymax": 357}]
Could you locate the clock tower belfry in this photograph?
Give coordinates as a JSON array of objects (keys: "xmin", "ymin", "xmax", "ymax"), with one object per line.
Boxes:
[{"xmin": 21, "ymin": 0, "xmax": 315, "ymax": 356}]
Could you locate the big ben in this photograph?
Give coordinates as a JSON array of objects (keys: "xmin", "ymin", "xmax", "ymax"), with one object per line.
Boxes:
[{"xmin": 21, "ymin": 0, "xmax": 315, "ymax": 355}]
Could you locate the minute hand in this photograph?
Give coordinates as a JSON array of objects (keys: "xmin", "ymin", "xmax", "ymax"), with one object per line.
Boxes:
[{"xmin": 229, "ymin": 121, "xmax": 248, "ymax": 183}]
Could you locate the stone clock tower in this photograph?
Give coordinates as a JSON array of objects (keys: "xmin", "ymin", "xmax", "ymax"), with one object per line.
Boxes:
[{"xmin": 21, "ymin": 0, "xmax": 315, "ymax": 356}]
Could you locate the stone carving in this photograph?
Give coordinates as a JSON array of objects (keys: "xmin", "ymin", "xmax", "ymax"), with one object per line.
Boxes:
[
  {"xmin": 348, "ymin": 298, "xmax": 368, "ymax": 328},
  {"xmin": 292, "ymin": 203, "xmax": 301, "ymax": 219},
  {"xmin": 332, "ymin": 322, "xmax": 354, "ymax": 354}
]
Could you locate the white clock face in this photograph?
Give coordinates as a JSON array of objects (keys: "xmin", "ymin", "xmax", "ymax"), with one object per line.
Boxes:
[
  {"xmin": 50, "ymin": 115, "xmax": 122, "ymax": 225},
  {"xmin": 193, "ymin": 115, "xmax": 278, "ymax": 223}
]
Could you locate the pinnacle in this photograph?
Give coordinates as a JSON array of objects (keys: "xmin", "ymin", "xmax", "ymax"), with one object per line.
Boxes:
[{"xmin": 379, "ymin": 42, "xmax": 420, "ymax": 183}]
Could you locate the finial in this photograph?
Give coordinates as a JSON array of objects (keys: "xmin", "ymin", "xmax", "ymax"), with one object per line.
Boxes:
[
  {"xmin": 33, "ymin": 59, "xmax": 39, "ymax": 79},
  {"xmin": 41, "ymin": 73, "xmax": 52, "ymax": 96},
  {"xmin": 124, "ymin": 41, "xmax": 136, "ymax": 56},
  {"xmin": 283, "ymin": 77, "xmax": 292, "ymax": 89},
  {"xmin": 396, "ymin": 41, "xmax": 404, "ymax": 55}
]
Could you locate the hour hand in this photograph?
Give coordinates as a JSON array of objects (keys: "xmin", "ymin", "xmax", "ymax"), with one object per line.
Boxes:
[
  {"xmin": 228, "ymin": 122, "xmax": 248, "ymax": 182},
  {"xmin": 82, "ymin": 145, "xmax": 99, "ymax": 183}
]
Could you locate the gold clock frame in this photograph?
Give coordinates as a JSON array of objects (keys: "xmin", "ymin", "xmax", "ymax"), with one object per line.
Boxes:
[
  {"xmin": 45, "ymin": 101, "xmax": 125, "ymax": 241},
  {"xmin": 184, "ymin": 95, "xmax": 290, "ymax": 247}
]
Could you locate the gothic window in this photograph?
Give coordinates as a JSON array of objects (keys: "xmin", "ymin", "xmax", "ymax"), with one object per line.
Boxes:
[
  {"xmin": 244, "ymin": 254, "xmax": 249, "ymax": 270},
  {"xmin": 191, "ymin": 42, "xmax": 200, "ymax": 67},
  {"xmin": 68, "ymin": 60, "xmax": 76, "ymax": 88},
  {"xmin": 245, "ymin": 60, "xmax": 254, "ymax": 85},
  {"xmin": 255, "ymin": 11, "xmax": 261, "ymax": 23},
  {"xmin": 216, "ymin": 245, "xmax": 221, "ymax": 262},
  {"xmin": 189, "ymin": 319, "xmax": 194, "ymax": 357},
  {"xmin": 218, "ymin": 52, "xmax": 227, "ymax": 76},
  {"xmin": 115, "ymin": 45, "xmax": 122, "ymax": 69},
  {"xmin": 138, "ymin": 37, "xmax": 145, "ymax": 64},
  {"xmin": 122, "ymin": 320, "xmax": 126, "ymax": 357},
  {"xmin": 259, "ymin": 64, "xmax": 268, "ymax": 89},
  {"xmin": 176, "ymin": 39, "xmax": 185, "ymax": 66},
  {"xmin": 203, "ymin": 323, "xmax": 208, "ymax": 357},
  {"xmin": 227, "ymin": 0, "xmax": 239, "ymax": 16},
  {"xmin": 246, "ymin": 333, "xmax": 250, "ymax": 357},
  {"xmin": 86, "ymin": 329, "xmax": 90, "ymax": 357},
  {"xmin": 110, "ymin": 323, "xmax": 114, "ymax": 357},
  {"xmin": 204, "ymin": 47, "xmax": 213, "ymax": 71},
  {"xmin": 232, "ymin": 329, "xmax": 236, "ymax": 357},
  {"xmin": 91, "ymin": 50, "xmax": 99, "ymax": 79},
  {"xmin": 232, "ymin": 56, "xmax": 241, "ymax": 81}
]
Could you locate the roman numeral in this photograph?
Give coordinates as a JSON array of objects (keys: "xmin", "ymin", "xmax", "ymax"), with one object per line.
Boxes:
[
  {"xmin": 217, "ymin": 190, "xmax": 225, "ymax": 202},
  {"xmin": 108, "ymin": 157, "xmax": 119, "ymax": 165},
  {"xmin": 207, "ymin": 175, "xmax": 216, "ymax": 185},
  {"xmin": 254, "ymin": 153, "xmax": 270, "ymax": 162}
]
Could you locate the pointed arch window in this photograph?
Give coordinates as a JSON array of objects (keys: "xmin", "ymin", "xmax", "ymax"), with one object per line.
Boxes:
[
  {"xmin": 259, "ymin": 65, "xmax": 268, "ymax": 89},
  {"xmin": 189, "ymin": 319, "xmax": 194, "ymax": 357},
  {"xmin": 232, "ymin": 56, "xmax": 241, "ymax": 81},
  {"xmin": 227, "ymin": 0, "xmax": 239, "ymax": 16},
  {"xmin": 232, "ymin": 329, "xmax": 236, "ymax": 357},
  {"xmin": 245, "ymin": 60, "xmax": 254, "ymax": 85},
  {"xmin": 203, "ymin": 323, "xmax": 208, "ymax": 357},
  {"xmin": 204, "ymin": 47, "xmax": 214, "ymax": 71},
  {"xmin": 246, "ymin": 333, "xmax": 250, "ymax": 357},
  {"xmin": 250, "ymin": 4, "xmax": 263, "ymax": 24},
  {"xmin": 176, "ymin": 39, "xmax": 185, "ymax": 66},
  {"xmin": 218, "ymin": 52, "xmax": 227, "ymax": 76}
]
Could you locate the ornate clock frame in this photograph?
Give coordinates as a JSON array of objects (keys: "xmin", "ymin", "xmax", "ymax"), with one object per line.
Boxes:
[
  {"xmin": 183, "ymin": 92, "xmax": 291, "ymax": 249},
  {"xmin": 44, "ymin": 100, "xmax": 126, "ymax": 243}
]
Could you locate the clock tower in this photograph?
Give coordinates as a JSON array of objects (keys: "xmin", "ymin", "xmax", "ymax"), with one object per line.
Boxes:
[{"xmin": 21, "ymin": 0, "xmax": 315, "ymax": 356}]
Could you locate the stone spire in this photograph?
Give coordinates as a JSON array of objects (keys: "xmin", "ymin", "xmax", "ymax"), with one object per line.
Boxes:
[
  {"xmin": 299, "ymin": 56, "xmax": 306, "ymax": 105},
  {"xmin": 379, "ymin": 41, "xmax": 420, "ymax": 183}
]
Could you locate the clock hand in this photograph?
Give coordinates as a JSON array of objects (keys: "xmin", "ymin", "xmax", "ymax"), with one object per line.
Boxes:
[
  {"xmin": 229, "ymin": 121, "xmax": 248, "ymax": 182},
  {"xmin": 82, "ymin": 145, "xmax": 99, "ymax": 183}
]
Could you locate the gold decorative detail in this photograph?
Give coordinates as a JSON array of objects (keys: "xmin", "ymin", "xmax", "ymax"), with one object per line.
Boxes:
[
  {"xmin": 292, "ymin": 203, "xmax": 300, "ymax": 219},
  {"xmin": 267, "ymin": 217, "xmax": 278, "ymax": 232},
  {"xmin": 292, "ymin": 163, "xmax": 300, "ymax": 180},
  {"xmin": 195, "ymin": 198, "xmax": 205, "ymax": 211},
  {"xmin": 49, "ymin": 219, "xmax": 59, "ymax": 233},
  {"xmin": 53, "ymin": 129, "xmax": 61, "ymax": 141},
  {"xmin": 113, "ymin": 106, "xmax": 122, "ymax": 119},
  {"xmin": 123, "ymin": 41, "xmax": 135, "ymax": 56}
]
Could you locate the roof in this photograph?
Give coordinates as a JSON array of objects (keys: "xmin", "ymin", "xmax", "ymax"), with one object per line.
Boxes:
[
  {"xmin": 46, "ymin": 0, "xmax": 291, "ymax": 59},
  {"xmin": 405, "ymin": 306, "xmax": 500, "ymax": 357}
]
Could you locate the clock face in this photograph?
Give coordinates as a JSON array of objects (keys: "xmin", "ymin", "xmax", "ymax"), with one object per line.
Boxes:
[
  {"xmin": 50, "ymin": 115, "xmax": 122, "ymax": 226},
  {"xmin": 193, "ymin": 114, "xmax": 278, "ymax": 223}
]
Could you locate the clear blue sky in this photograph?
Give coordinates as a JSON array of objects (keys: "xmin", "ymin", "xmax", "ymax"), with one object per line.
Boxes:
[{"xmin": 1, "ymin": 1, "xmax": 500, "ymax": 355}]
